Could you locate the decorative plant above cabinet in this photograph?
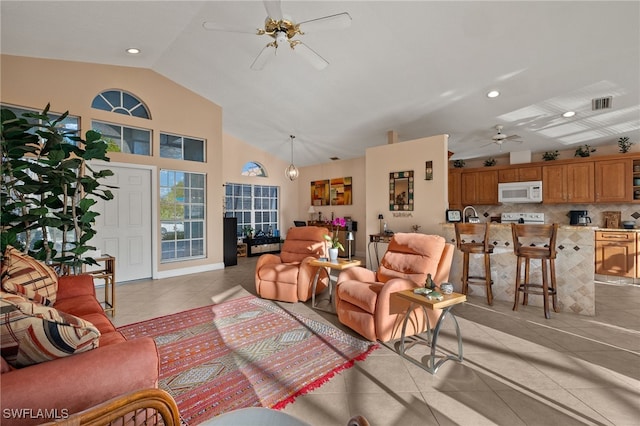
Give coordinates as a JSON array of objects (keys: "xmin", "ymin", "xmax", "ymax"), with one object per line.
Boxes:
[
  {"xmin": 618, "ymin": 136, "xmax": 633, "ymax": 153},
  {"xmin": 575, "ymin": 144, "xmax": 596, "ymax": 157},
  {"xmin": 542, "ymin": 150, "xmax": 559, "ymax": 161},
  {"xmin": 484, "ymin": 158, "xmax": 496, "ymax": 167}
]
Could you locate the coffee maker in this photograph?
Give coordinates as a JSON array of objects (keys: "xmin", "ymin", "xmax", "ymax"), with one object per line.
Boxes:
[{"xmin": 569, "ymin": 210, "xmax": 592, "ymax": 226}]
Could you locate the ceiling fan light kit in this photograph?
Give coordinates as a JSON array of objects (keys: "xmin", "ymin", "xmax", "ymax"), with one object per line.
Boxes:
[
  {"xmin": 481, "ymin": 125, "xmax": 523, "ymax": 151},
  {"xmin": 204, "ymin": 1, "xmax": 351, "ymax": 71}
]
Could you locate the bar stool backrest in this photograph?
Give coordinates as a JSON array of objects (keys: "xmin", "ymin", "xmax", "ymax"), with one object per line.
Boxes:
[
  {"xmin": 511, "ymin": 223, "xmax": 558, "ymax": 259},
  {"xmin": 454, "ymin": 223, "xmax": 492, "ymax": 252}
]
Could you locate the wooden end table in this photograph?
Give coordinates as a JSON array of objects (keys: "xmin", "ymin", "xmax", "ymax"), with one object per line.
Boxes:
[
  {"xmin": 391, "ymin": 289, "xmax": 467, "ymax": 374},
  {"xmin": 309, "ymin": 258, "xmax": 362, "ymax": 313},
  {"xmin": 84, "ymin": 255, "xmax": 116, "ymax": 316}
]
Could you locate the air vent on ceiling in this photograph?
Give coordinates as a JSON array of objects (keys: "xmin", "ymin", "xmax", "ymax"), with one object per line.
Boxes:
[{"xmin": 592, "ymin": 96, "xmax": 612, "ymax": 111}]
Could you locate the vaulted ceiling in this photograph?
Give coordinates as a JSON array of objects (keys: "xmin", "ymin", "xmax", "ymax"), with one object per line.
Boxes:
[{"xmin": 2, "ymin": 1, "xmax": 639, "ymax": 167}]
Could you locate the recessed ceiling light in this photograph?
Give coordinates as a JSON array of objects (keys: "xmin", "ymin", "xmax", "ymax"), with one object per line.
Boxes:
[
  {"xmin": 562, "ymin": 111, "xmax": 576, "ymax": 118},
  {"xmin": 487, "ymin": 90, "xmax": 500, "ymax": 98},
  {"xmin": 126, "ymin": 48, "xmax": 140, "ymax": 55}
]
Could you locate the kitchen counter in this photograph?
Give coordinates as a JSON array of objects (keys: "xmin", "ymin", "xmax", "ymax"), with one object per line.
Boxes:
[{"xmin": 442, "ymin": 223, "xmax": 595, "ymax": 316}]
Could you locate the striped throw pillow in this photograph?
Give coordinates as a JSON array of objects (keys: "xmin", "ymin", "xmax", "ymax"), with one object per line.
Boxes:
[
  {"xmin": 1, "ymin": 246, "xmax": 58, "ymax": 306},
  {"xmin": 0, "ymin": 291, "xmax": 100, "ymax": 368}
]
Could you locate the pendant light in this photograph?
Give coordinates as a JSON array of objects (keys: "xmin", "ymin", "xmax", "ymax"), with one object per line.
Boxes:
[{"xmin": 285, "ymin": 134, "xmax": 299, "ymax": 181}]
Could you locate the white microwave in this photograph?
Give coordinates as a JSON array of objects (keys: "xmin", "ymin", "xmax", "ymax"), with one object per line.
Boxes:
[{"xmin": 498, "ymin": 180, "xmax": 543, "ymax": 203}]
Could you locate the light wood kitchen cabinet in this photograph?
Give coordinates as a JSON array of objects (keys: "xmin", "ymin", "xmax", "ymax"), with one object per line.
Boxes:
[
  {"xmin": 637, "ymin": 233, "xmax": 640, "ymax": 279},
  {"xmin": 542, "ymin": 162, "xmax": 594, "ymax": 203},
  {"xmin": 448, "ymin": 168, "xmax": 462, "ymax": 209},
  {"xmin": 633, "ymin": 159, "xmax": 640, "ymax": 202},
  {"xmin": 447, "ymin": 153, "xmax": 640, "ymax": 206},
  {"xmin": 594, "ymin": 158, "xmax": 632, "ymax": 203},
  {"xmin": 498, "ymin": 166, "xmax": 542, "ymax": 183},
  {"xmin": 595, "ymin": 231, "xmax": 636, "ymax": 277},
  {"xmin": 461, "ymin": 170, "xmax": 498, "ymax": 205}
]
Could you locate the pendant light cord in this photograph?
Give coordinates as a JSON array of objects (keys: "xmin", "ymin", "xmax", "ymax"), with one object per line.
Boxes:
[{"xmin": 290, "ymin": 135, "xmax": 295, "ymax": 163}]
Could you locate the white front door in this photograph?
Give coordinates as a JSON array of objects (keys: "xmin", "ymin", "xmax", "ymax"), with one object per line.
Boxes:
[{"xmin": 91, "ymin": 163, "xmax": 153, "ymax": 282}]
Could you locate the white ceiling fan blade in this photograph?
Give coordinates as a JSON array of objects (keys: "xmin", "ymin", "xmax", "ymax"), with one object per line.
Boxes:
[
  {"xmin": 250, "ymin": 44, "xmax": 276, "ymax": 70},
  {"xmin": 202, "ymin": 21, "xmax": 259, "ymax": 34},
  {"xmin": 298, "ymin": 12, "xmax": 352, "ymax": 32},
  {"xmin": 505, "ymin": 134, "xmax": 521, "ymax": 140},
  {"xmin": 263, "ymin": 0, "xmax": 283, "ymax": 21},
  {"xmin": 293, "ymin": 42, "xmax": 329, "ymax": 70}
]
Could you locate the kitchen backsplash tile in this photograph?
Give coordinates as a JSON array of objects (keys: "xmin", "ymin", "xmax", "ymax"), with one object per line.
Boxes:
[{"xmin": 475, "ymin": 204, "xmax": 639, "ymax": 228}]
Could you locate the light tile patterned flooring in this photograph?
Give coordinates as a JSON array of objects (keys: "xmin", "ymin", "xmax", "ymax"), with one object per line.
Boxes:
[{"xmin": 109, "ymin": 256, "xmax": 640, "ymax": 426}]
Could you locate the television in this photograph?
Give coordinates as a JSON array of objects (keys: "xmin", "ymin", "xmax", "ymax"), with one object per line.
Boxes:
[{"xmin": 293, "ymin": 221, "xmax": 307, "ymax": 227}]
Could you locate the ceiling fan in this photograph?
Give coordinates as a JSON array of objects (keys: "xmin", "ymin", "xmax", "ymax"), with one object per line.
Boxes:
[
  {"xmin": 202, "ymin": 0, "xmax": 352, "ymax": 70},
  {"xmin": 482, "ymin": 125, "xmax": 523, "ymax": 150}
]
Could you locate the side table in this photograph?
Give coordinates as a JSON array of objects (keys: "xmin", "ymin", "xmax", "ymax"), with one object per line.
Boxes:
[
  {"xmin": 391, "ymin": 289, "xmax": 466, "ymax": 374},
  {"xmin": 85, "ymin": 255, "xmax": 116, "ymax": 316},
  {"xmin": 368, "ymin": 233, "xmax": 392, "ymax": 270},
  {"xmin": 309, "ymin": 258, "xmax": 362, "ymax": 313}
]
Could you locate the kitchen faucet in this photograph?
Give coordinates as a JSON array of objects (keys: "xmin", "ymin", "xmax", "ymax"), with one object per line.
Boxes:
[{"xmin": 462, "ymin": 205, "xmax": 479, "ymax": 223}]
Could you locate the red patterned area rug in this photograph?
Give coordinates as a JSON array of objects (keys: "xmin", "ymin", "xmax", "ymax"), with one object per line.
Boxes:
[{"xmin": 118, "ymin": 295, "xmax": 378, "ymax": 425}]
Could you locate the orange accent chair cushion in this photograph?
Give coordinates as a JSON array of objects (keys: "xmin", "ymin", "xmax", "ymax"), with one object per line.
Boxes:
[
  {"xmin": 336, "ymin": 233, "xmax": 454, "ymax": 342},
  {"xmin": 255, "ymin": 226, "xmax": 330, "ymax": 303}
]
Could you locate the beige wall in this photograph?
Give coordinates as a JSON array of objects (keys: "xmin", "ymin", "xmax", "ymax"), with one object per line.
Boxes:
[
  {"xmin": 221, "ymin": 132, "xmax": 300, "ymax": 235},
  {"xmin": 1, "ymin": 54, "xmax": 453, "ymax": 277},
  {"xmin": 1, "ymin": 55, "xmax": 223, "ymax": 275},
  {"xmin": 365, "ymin": 135, "xmax": 449, "ymax": 267},
  {"xmin": 298, "ymin": 158, "xmax": 367, "ymax": 256}
]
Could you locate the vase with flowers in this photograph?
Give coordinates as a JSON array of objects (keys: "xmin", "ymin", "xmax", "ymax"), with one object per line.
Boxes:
[{"xmin": 324, "ymin": 217, "xmax": 345, "ymax": 261}]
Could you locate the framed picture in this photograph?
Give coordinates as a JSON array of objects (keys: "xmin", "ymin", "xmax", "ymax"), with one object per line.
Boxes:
[
  {"xmin": 389, "ymin": 170, "xmax": 414, "ymax": 211},
  {"xmin": 330, "ymin": 176, "xmax": 352, "ymax": 205},
  {"xmin": 310, "ymin": 179, "xmax": 330, "ymax": 206}
]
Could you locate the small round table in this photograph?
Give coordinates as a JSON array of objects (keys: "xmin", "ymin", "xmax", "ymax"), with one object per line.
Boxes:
[{"xmin": 309, "ymin": 258, "xmax": 362, "ymax": 313}]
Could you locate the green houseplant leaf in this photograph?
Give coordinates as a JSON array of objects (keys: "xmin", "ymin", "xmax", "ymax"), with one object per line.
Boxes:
[{"xmin": 1, "ymin": 104, "xmax": 117, "ymax": 272}]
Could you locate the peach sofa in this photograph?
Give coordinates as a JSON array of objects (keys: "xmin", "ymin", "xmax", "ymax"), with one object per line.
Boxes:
[
  {"xmin": 335, "ymin": 233, "xmax": 454, "ymax": 342},
  {"xmin": 255, "ymin": 226, "xmax": 330, "ymax": 303},
  {"xmin": 1, "ymin": 273, "xmax": 159, "ymax": 426}
]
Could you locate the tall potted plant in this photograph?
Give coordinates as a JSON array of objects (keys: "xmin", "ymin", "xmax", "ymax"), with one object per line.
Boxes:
[{"xmin": 1, "ymin": 104, "xmax": 115, "ymax": 272}]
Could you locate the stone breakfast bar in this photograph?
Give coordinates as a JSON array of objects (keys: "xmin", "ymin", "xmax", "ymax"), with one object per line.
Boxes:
[{"xmin": 441, "ymin": 223, "xmax": 595, "ymax": 316}]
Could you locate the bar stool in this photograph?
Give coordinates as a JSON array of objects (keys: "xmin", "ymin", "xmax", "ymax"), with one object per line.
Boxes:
[
  {"xmin": 454, "ymin": 222, "xmax": 493, "ymax": 305},
  {"xmin": 511, "ymin": 223, "xmax": 559, "ymax": 319}
]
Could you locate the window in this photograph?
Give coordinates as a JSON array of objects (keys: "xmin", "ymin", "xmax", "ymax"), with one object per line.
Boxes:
[
  {"xmin": 160, "ymin": 132, "xmax": 205, "ymax": 162},
  {"xmin": 1, "ymin": 104, "xmax": 79, "ymax": 144},
  {"xmin": 91, "ymin": 90, "xmax": 150, "ymax": 119},
  {"xmin": 92, "ymin": 120, "xmax": 151, "ymax": 156},
  {"xmin": 225, "ymin": 183, "xmax": 279, "ymax": 236},
  {"xmin": 160, "ymin": 170, "xmax": 206, "ymax": 262},
  {"xmin": 241, "ymin": 161, "xmax": 267, "ymax": 177},
  {"xmin": 1, "ymin": 104, "xmax": 82, "ymax": 261}
]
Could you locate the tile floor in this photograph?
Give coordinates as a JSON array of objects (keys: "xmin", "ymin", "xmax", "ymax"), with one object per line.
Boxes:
[{"xmin": 109, "ymin": 256, "xmax": 640, "ymax": 426}]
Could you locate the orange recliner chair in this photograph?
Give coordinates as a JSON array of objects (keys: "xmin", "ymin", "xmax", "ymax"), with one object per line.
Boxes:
[
  {"xmin": 335, "ymin": 233, "xmax": 454, "ymax": 342},
  {"xmin": 255, "ymin": 226, "xmax": 330, "ymax": 303}
]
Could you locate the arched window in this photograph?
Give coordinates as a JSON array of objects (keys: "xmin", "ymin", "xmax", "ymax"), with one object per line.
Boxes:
[
  {"xmin": 241, "ymin": 161, "xmax": 267, "ymax": 177},
  {"xmin": 91, "ymin": 90, "xmax": 151, "ymax": 119}
]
